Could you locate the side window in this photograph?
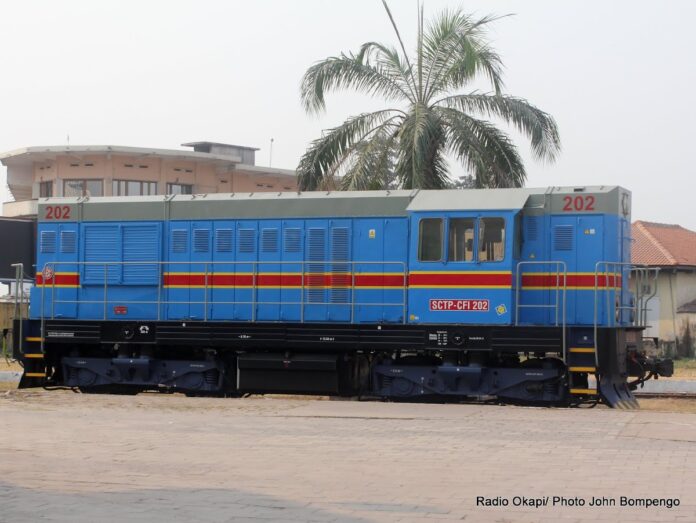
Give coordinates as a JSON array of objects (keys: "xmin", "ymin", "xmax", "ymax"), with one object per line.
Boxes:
[
  {"xmin": 418, "ymin": 218, "xmax": 443, "ymax": 262},
  {"xmin": 479, "ymin": 217, "xmax": 505, "ymax": 262},
  {"xmin": 448, "ymin": 218, "xmax": 475, "ymax": 262}
]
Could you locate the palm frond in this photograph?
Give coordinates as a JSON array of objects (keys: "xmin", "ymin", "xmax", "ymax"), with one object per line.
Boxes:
[
  {"xmin": 340, "ymin": 128, "xmax": 399, "ymax": 190},
  {"xmin": 438, "ymin": 106, "xmax": 526, "ymax": 188},
  {"xmin": 296, "ymin": 109, "xmax": 402, "ymax": 190},
  {"xmin": 300, "ymin": 55, "xmax": 410, "ymax": 114},
  {"xmin": 297, "ymin": 3, "xmax": 560, "ymax": 191},
  {"xmin": 357, "ymin": 42, "xmax": 417, "ymax": 101},
  {"xmin": 380, "ymin": 0, "xmax": 418, "ymax": 94},
  {"xmin": 437, "ymin": 93, "xmax": 561, "ymax": 161},
  {"xmin": 396, "ymin": 107, "xmax": 449, "ymax": 189},
  {"xmin": 422, "ymin": 10, "xmax": 507, "ymax": 100}
]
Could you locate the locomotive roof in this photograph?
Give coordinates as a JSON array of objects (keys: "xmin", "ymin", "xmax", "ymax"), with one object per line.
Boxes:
[{"xmin": 37, "ymin": 186, "xmax": 628, "ymax": 221}]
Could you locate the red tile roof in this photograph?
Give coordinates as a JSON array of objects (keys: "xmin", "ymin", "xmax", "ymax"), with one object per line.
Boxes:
[{"xmin": 632, "ymin": 221, "xmax": 696, "ymax": 267}]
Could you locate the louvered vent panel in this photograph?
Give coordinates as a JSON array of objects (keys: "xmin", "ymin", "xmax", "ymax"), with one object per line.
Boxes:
[
  {"xmin": 284, "ymin": 228, "xmax": 301, "ymax": 253},
  {"xmin": 261, "ymin": 228, "xmax": 279, "ymax": 253},
  {"xmin": 193, "ymin": 229, "xmax": 210, "ymax": 253},
  {"xmin": 238, "ymin": 229, "xmax": 255, "ymax": 253},
  {"xmin": 526, "ymin": 216, "xmax": 540, "ymax": 242},
  {"xmin": 330, "ymin": 227, "xmax": 350, "ymax": 304},
  {"xmin": 215, "ymin": 229, "xmax": 233, "ymax": 252},
  {"xmin": 553, "ymin": 225, "xmax": 574, "ymax": 251},
  {"xmin": 123, "ymin": 225, "xmax": 159, "ymax": 284},
  {"xmin": 307, "ymin": 228, "xmax": 325, "ymax": 303},
  {"xmin": 84, "ymin": 225, "xmax": 120, "ymax": 283},
  {"xmin": 60, "ymin": 231, "xmax": 76, "ymax": 254},
  {"xmin": 40, "ymin": 231, "xmax": 56, "ymax": 253},
  {"xmin": 172, "ymin": 229, "xmax": 188, "ymax": 253}
]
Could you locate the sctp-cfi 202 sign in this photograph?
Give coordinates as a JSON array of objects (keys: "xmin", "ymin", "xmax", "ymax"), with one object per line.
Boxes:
[{"xmin": 429, "ymin": 299, "xmax": 489, "ymax": 312}]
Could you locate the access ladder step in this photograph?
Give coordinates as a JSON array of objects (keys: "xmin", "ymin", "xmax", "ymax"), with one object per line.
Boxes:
[
  {"xmin": 569, "ymin": 347, "xmax": 595, "ymax": 353},
  {"xmin": 570, "ymin": 388, "xmax": 598, "ymax": 395}
]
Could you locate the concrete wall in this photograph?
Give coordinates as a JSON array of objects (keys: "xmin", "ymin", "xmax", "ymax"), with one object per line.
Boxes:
[
  {"xmin": 30, "ymin": 153, "xmax": 297, "ymax": 198},
  {"xmin": 0, "ymin": 301, "xmax": 28, "ymax": 356},
  {"xmin": 675, "ymin": 313, "xmax": 696, "ymax": 358},
  {"xmin": 631, "ymin": 269, "xmax": 696, "ymax": 356}
]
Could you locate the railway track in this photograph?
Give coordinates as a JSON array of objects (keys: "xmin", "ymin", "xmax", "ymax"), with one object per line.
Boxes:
[{"xmin": 634, "ymin": 392, "xmax": 696, "ymax": 400}]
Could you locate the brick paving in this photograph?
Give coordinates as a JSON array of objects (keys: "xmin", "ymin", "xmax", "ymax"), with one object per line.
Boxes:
[{"xmin": 0, "ymin": 390, "xmax": 695, "ymax": 522}]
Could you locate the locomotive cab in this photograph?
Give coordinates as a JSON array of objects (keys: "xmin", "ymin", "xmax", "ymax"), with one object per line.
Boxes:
[{"xmin": 407, "ymin": 209, "xmax": 516, "ymax": 326}]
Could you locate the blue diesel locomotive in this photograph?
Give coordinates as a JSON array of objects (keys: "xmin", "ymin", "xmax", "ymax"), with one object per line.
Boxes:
[{"xmin": 13, "ymin": 186, "xmax": 673, "ymax": 407}]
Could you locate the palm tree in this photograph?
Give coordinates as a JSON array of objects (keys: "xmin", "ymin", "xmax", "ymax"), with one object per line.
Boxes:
[{"xmin": 297, "ymin": 2, "xmax": 560, "ymax": 191}]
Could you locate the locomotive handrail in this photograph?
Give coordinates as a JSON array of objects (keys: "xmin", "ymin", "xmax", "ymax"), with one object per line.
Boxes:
[
  {"xmin": 514, "ymin": 261, "xmax": 567, "ymax": 362},
  {"xmin": 631, "ymin": 267, "xmax": 659, "ymax": 327},
  {"xmin": 593, "ymin": 261, "xmax": 659, "ymax": 369},
  {"xmin": 38, "ymin": 260, "xmax": 409, "ymax": 327},
  {"xmin": 11, "ymin": 263, "xmax": 24, "ymax": 355}
]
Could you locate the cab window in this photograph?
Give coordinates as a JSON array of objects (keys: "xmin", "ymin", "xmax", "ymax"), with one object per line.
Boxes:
[
  {"xmin": 479, "ymin": 217, "xmax": 505, "ymax": 262},
  {"xmin": 418, "ymin": 218, "xmax": 443, "ymax": 262},
  {"xmin": 448, "ymin": 218, "xmax": 475, "ymax": 262}
]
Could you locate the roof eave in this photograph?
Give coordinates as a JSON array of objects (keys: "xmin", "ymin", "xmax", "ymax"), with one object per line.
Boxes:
[{"xmin": 0, "ymin": 145, "xmax": 243, "ymax": 166}]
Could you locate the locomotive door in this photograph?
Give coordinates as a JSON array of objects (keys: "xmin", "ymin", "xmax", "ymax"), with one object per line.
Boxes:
[
  {"xmin": 235, "ymin": 221, "xmax": 258, "ymax": 321},
  {"xmin": 257, "ymin": 220, "xmax": 282, "ymax": 321},
  {"xmin": 57, "ymin": 224, "xmax": 78, "ymax": 318},
  {"xmin": 327, "ymin": 220, "xmax": 351, "ymax": 322},
  {"xmin": 303, "ymin": 221, "xmax": 328, "ymax": 322},
  {"xmin": 575, "ymin": 215, "xmax": 604, "ymax": 325},
  {"xmin": 280, "ymin": 221, "xmax": 303, "ymax": 321},
  {"xmin": 189, "ymin": 221, "xmax": 212, "ymax": 320},
  {"xmin": 549, "ymin": 214, "xmax": 604, "ymax": 325},
  {"xmin": 166, "ymin": 223, "xmax": 191, "ymax": 320},
  {"xmin": 210, "ymin": 222, "xmax": 235, "ymax": 321}
]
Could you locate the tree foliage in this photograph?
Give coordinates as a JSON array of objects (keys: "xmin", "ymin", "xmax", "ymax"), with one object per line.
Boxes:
[{"xmin": 297, "ymin": 2, "xmax": 560, "ymax": 190}]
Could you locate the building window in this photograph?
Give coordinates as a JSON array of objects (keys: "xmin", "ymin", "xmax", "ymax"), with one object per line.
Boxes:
[
  {"xmin": 113, "ymin": 180, "xmax": 157, "ymax": 196},
  {"xmin": 64, "ymin": 179, "xmax": 103, "ymax": 197},
  {"xmin": 39, "ymin": 181, "xmax": 53, "ymax": 198},
  {"xmin": 167, "ymin": 183, "xmax": 193, "ymax": 195}
]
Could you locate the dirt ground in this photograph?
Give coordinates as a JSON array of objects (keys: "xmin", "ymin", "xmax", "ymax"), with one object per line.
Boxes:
[
  {"xmin": 674, "ymin": 358, "xmax": 696, "ymax": 378},
  {"xmin": 0, "ymin": 383, "xmax": 695, "ymax": 412},
  {"xmin": 0, "ymin": 359, "xmax": 20, "ymax": 371},
  {"xmin": 1, "ymin": 389, "xmax": 695, "ymax": 522}
]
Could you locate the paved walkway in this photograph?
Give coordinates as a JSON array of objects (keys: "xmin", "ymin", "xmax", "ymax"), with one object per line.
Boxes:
[
  {"xmin": 1, "ymin": 390, "xmax": 695, "ymax": 522},
  {"xmin": 639, "ymin": 378, "xmax": 696, "ymax": 394},
  {"xmin": 0, "ymin": 370, "xmax": 21, "ymax": 382}
]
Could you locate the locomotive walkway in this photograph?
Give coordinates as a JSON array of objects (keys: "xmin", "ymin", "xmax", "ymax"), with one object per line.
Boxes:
[{"xmin": 0, "ymin": 390, "xmax": 695, "ymax": 522}]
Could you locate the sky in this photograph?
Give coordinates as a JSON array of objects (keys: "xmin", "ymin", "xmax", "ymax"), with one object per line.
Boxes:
[{"xmin": 1, "ymin": 0, "xmax": 695, "ymax": 228}]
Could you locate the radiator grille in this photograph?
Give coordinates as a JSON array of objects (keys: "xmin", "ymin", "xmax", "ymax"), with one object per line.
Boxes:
[
  {"xmin": 40, "ymin": 231, "xmax": 56, "ymax": 253},
  {"xmin": 215, "ymin": 229, "xmax": 233, "ymax": 252},
  {"xmin": 193, "ymin": 229, "xmax": 210, "ymax": 253},
  {"xmin": 307, "ymin": 228, "xmax": 325, "ymax": 303},
  {"xmin": 172, "ymin": 229, "xmax": 188, "ymax": 253},
  {"xmin": 261, "ymin": 228, "xmax": 279, "ymax": 253},
  {"xmin": 238, "ymin": 229, "xmax": 255, "ymax": 254},
  {"xmin": 553, "ymin": 225, "xmax": 574, "ymax": 251},
  {"xmin": 284, "ymin": 228, "xmax": 301, "ymax": 253}
]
